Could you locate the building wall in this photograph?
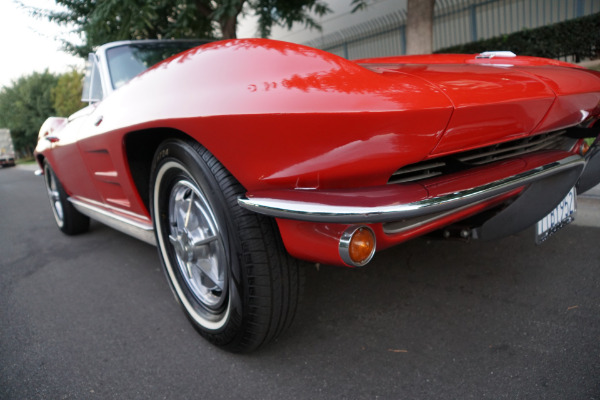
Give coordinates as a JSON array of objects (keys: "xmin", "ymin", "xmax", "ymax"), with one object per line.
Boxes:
[{"xmin": 254, "ymin": 0, "xmax": 599, "ymax": 60}]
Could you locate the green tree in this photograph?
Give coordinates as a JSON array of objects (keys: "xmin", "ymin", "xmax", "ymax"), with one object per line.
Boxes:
[
  {"xmin": 0, "ymin": 71, "xmax": 58, "ymax": 155},
  {"xmin": 45, "ymin": 0, "xmax": 337, "ymax": 57},
  {"xmin": 42, "ymin": 0, "xmax": 367, "ymax": 57},
  {"xmin": 52, "ymin": 69, "xmax": 86, "ymax": 117},
  {"xmin": 46, "ymin": 0, "xmax": 212, "ymax": 56}
]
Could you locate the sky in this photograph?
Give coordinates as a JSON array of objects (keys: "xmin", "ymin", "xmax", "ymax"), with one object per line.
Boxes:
[
  {"xmin": 0, "ymin": 0, "xmax": 259, "ymax": 90},
  {"xmin": 0, "ymin": 0, "xmax": 83, "ymax": 90},
  {"xmin": 0, "ymin": 0, "xmax": 395, "ymax": 90}
]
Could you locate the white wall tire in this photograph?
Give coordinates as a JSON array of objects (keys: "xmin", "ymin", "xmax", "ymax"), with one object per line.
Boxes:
[
  {"xmin": 150, "ymin": 139, "xmax": 303, "ymax": 352},
  {"xmin": 43, "ymin": 161, "xmax": 90, "ymax": 235}
]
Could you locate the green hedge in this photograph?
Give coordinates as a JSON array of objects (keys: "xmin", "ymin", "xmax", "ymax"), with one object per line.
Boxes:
[{"xmin": 436, "ymin": 12, "xmax": 600, "ymax": 61}]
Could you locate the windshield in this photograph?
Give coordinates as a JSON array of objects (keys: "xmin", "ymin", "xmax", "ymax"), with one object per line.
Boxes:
[{"xmin": 106, "ymin": 41, "xmax": 209, "ymax": 90}]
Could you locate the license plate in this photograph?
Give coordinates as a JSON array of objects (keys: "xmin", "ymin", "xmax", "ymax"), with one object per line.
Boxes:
[{"xmin": 535, "ymin": 187, "xmax": 576, "ymax": 244}]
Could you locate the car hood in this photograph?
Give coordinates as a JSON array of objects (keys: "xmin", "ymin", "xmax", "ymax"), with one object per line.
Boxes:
[{"xmin": 359, "ymin": 60, "xmax": 600, "ymax": 156}]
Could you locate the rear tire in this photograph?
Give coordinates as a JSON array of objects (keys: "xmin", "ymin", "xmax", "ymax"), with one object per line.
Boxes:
[
  {"xmin": 43, "ymin": 161, "xmax": 90, "ymax": 235},
  {"xmin": 150, "ymin": 139, "xmax": 302, "ymax": 352}
]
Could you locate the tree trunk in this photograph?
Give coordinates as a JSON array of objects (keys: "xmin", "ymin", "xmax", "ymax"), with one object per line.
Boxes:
[
  {"xmin": 406, "ymin": 0, "xmax": 435, "ymax": 55},
  {"xmin": 220, "ymin": 17, "xmax": 237, "ymax": 39}
]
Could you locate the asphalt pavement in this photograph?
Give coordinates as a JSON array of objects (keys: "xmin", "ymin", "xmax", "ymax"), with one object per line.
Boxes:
[
  {"xmin": 577, "ymin": 182, "xmax": 600, "ymax": 228},
  {"xmin": 1, "ymin": 164, "xmax": 599, "ymax": 399}
]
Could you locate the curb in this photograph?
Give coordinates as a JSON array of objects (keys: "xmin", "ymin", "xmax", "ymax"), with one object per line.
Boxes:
[
  {"xmin": 16, "ymin": 163, "xmax": 38, "ymax": 172},
  {"xmin": 574, "ymin": 196, "xmax": 600, "ymax": 228},
  {"xmin": 580, "ymin": 182, "xmax": 600, "ymax": 199}
]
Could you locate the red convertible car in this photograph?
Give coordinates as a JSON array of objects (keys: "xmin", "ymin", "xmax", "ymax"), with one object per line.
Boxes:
[{"xmin": 35, "ymin": 39, "xmax": 600, "ymax": 352}]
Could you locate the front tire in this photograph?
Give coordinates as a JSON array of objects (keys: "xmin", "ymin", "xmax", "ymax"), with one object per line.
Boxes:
[
  {"xmin": 43, "ymin": 161, "xmax": 90, "ymax": 235},
  {"xmin": 150, "ymin": 139, "xmax": 302, "ymax": 352}
]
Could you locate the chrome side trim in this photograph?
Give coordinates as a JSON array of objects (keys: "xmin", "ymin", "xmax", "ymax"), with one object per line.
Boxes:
[
  {"xmin": 69, "ymin": 198, "xmax": 156, "ymax": 246},
  {"xmin": 71, "ymin": 195, "xmax": 147, "ymax": 220},
  {"xmin": 238, "ymin": 154, "xmax": 585, "ymax": 224}
]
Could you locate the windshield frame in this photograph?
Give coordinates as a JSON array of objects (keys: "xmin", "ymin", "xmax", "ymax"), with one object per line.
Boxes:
[
  {"xmin": 89, "ymin": 39, "xmax": 211, "ymax": 102},
  {"xmin": 105, "ymin": 40, "xmax": 209, "ymax": 90}
]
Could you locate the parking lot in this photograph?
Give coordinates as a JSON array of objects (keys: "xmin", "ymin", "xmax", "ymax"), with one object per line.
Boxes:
[{"xmin": 1, "ymin": 165, "xmax": 599, "ymax": 399}]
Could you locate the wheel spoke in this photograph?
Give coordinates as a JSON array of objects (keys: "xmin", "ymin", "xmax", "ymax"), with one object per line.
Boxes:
[
  {"xmin": 191, "ymin": 234, "xmax": 222, "ymax": 289},
  {"xmin": 168, "ymin": 234, "xmax": 181, "ymax": 249},
  {"xmin": 173, "ymin": 198, "xmax": 188, "ymax": 229},
  {"xmin": 191, "ymin": 234, "xmax": 218, "ymax": 248},
  {"xmin": 169, "ymin": 234, "xmax": 194, "ymax": 279},
  {"xmin": 49, "ymin": 189, "xmax": 60, "ymax": 202},
  {"xmin": 184, "ymin": 190, "xmax": 194, "ymax": 229},
  {"xmin": 195, "ymin": 261, "xmax": 224, "ymax": 291},
  {"xmin": 167, "ymin": 179, "xmax": 227, "ymax": 310},
  {"xmin": 183, "ymin": 262, "xmax": 195, "ymax": 281}
]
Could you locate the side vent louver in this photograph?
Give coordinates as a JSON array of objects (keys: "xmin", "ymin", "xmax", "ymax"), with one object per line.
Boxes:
[{"xmin": 389, "ymin": 130, "xmax": 571, "ymax": 184}]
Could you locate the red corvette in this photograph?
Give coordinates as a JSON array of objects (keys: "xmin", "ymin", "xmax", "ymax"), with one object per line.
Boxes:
[{"xmin": 35, "ymin": 39, "xmax": 600, "ymax": 351}]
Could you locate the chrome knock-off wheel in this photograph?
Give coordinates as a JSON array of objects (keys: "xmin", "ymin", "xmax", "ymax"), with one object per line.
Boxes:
[
  {"xmin": 151, "ymin": 139, "xmax": 302, "ymax": 352},
  {"xmin": 42, "ymin": 161, "xmax": 89, "ymax": 235},
  {"xmin": 45, "ymin": 165, "xmax": 65, "ymax": 227},
  {"xmin": 168, "ymin": 180, "xmax": 227, "ymax": 310}
]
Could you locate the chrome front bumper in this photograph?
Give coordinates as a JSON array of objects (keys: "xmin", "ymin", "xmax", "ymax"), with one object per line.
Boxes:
[{"xmin": 239, "ymin": 153, "xmax": 586, "ymax": 224}]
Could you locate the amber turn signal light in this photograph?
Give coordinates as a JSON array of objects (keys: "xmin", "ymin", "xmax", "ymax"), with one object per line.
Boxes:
[
  {"xmin": 580, "ymin": 140, "xmax": 590, "ymax": 156},
  {"xmin": 339, "ymin": 226, "xmax": 376, "ymax": 267}
]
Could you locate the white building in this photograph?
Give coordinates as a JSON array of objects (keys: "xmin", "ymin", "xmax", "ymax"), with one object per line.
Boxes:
[{"xmin": 239, "ymin": 0, "xmax": 599, "ymax": 59}]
